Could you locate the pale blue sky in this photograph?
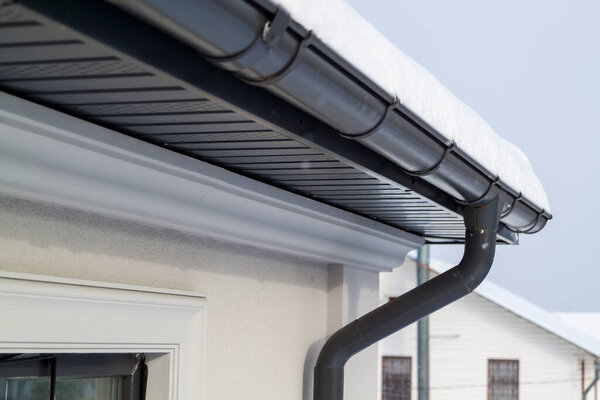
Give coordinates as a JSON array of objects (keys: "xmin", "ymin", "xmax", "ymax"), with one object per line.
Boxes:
[{"xmin": 347, "ymin": 0, "xmax": 600, "ymax": 311}]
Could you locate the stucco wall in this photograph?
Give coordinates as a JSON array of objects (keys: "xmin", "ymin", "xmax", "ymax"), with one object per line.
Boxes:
[
  {"xmin": 379, "ymin": 259, "xmax": 597, "ymax": 400},
  {"xmin": 0, "ymin": 194, "xmax": 329, "ymax": 400}
]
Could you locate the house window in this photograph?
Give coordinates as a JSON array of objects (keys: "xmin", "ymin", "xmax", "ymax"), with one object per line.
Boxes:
[
  {"xmin": 382, "ymin": 356, "xmax": 411, "ymax": 400},
  {"xmin": 0, "ymin": 353, "xmax": 146, "ymax": 400},
  {"xmin": 0, "ymin": 272, "xmax": 207, "ymax": 400},
  {"xmin": 488, "ymin": 359, "xmax": 519, "ymax": 400}
]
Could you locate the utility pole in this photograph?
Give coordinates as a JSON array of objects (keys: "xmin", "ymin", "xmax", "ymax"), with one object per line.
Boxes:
[
  {"xmin": 417, "ymin": 245, "xmax": 430, "ymax": 400},
  {"xmin": 583, "ymin": 360, "xmax": 600, "ymax": 400}
]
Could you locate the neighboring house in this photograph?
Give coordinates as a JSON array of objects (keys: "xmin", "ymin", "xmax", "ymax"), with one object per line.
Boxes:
[
  {"xmin": 379, "ymin": 257, "xmax": 600, "ymax": 400},
  {"xmin": 0, "ymin": 1, "xmax": 552, "ymax": 400}
]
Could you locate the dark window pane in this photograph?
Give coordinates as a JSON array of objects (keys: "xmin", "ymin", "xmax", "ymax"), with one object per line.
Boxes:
[
  {"xmin": 489, "ymin": 359, "xmax": 519, "ymax": 400},
  {"xmin": 382, "ymin": 356, "xmax": 411, "ymax": 400},
  {"xmin": 1, "ymin": 377, "xmax": 121, "ymax": 400}
]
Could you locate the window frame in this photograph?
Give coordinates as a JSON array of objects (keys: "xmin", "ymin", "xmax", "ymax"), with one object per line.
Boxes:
[
  {"xmin": 381, "ymin": 355, "xmax": 412, "ymax": 400},
  {"xmin": 488, "ymin": 359, "xmax": 519, "ymax": 400},
  {"xmin": 0, "ymin": 271, "xmax": 207, "ymax": 400}
]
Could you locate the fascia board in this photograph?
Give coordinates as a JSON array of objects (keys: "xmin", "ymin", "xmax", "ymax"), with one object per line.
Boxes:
[{"xmin": 0, "ymin": 92, "xmax": 422, "ymax": 272}]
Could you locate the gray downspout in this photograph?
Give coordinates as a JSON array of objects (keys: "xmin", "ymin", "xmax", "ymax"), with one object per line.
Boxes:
[
  {"xmin": 416, "ymin": 246, "xmax": 430, "ymax": 400},
  {"xmin": 314, "ymin": 197, "xmax": 500, "ymax": 400},
  {"xmin": 583, "ymin": 360, "xmax": 600, "ymax": 400}
]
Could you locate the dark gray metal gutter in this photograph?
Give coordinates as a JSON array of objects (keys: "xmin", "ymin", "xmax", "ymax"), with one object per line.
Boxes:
[
  {"xmin": 4, "ymin": 0, "xmax": 511, "ymax": 244},
  {"xmin": 110, "ymin": 0, "xmax": 551, "ymax": 235},
  {"xmin": 315, "ymin": 197, "xmax": 500, "ymax": 400}
]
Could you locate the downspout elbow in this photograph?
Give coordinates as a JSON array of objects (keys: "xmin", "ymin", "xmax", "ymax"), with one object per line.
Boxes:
[
  {"xmin": 455, "ymin": 198, "xmax": 501, "ymax": 291},
  {"xmin": 314, "ymin": 197, "xmax": 500, "ymax": 400}
]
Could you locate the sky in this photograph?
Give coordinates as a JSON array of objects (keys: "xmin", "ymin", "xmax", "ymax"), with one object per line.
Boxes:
[{"xmin": 347, "ymin": 0, "xmax": 600, "ymax": 311}]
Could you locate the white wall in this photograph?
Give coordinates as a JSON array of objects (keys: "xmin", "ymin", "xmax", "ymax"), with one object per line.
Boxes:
[
  {"xmin": 0, "ymin": 194, "xmax": 330, "ymax": 400},
  {"xmin": 0, "ymin": 61, "xmax": 416, "ymax": 400},
  {"xmin": 328, "ymin": 265, "xmax": 381, "ymax": 400},
  {"xmin": 379, "ymin": 259, "xmax": 597, "ymax": 400}
]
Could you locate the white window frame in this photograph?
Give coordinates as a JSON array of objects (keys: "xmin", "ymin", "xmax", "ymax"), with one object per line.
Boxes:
[{"xmin": 0, "ymin": 271, "xmax": 206, "ymax": 400}]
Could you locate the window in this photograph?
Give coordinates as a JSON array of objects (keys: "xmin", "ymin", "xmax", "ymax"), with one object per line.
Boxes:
[
  {"xmin": 0, "ymin": 272, "xmax": 206, "ymax": 400},
  {"xmin": 488, "ymin": 359, "xmax": 519, "ymax": 400},
  {"xmin": 0, "ymin": 353, "xmax": 146, "ymax": 400},
  {"xmin": 382, "ymin": 356, "xmax": 411, "ymax": 400}
]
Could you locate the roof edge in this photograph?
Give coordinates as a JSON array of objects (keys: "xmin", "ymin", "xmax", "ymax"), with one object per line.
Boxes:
[{"xmin": 107, "ymin": 0, "xmax": 550, "ymax": 237}]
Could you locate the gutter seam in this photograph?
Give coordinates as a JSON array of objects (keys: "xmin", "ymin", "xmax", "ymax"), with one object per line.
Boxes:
[
  {"xmin": 455, "ymin": 269, "xmax": 473, "ymax": 293},
  {"xmin": 353, "ymin": 320, "xmax": 368, "ymax": 346}
]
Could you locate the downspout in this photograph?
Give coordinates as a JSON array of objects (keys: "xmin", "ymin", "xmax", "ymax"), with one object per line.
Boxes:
[
  {"xmin": 314, "ymin": 197, "xmax": 500, "ymax": 400},
  {"xmin": 583, "ymin": 360, "xmax": 600, "ymax": 400}
]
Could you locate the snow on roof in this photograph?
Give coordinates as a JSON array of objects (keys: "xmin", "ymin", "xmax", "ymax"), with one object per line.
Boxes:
[
  {"xmin": 411, "ymin": 256, "xmax": 600, "ymax": 356},
  {"xmin": 556, "ymin": 313, "xmax": 600, "ymax": 340},
  {"xmin": 270, "ymin": 0, "xmax": 550, "ymax": 212}
]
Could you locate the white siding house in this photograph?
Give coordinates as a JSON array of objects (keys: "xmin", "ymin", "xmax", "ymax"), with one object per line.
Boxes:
[{"xmin": 379, "ymin": 257, "xmax": 600, "ymax": 400}]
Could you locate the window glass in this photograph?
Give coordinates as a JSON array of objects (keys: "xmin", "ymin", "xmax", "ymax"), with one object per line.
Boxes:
[
  {"xmin": 0, "ymin": 353, "xmax": 144, "ymax": 400},
  {"xmin": 489, "ymin": 359, "xmax": 519, "ymax": 400},
  {"xmin": 382, "ymin": 356, "xmax": 411, "ymax": 400},
  {"xmin": 0, "ymin": 377, "xmax": 121, "ymax": 400}
]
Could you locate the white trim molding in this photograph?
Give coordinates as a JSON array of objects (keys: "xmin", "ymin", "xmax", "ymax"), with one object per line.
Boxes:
[
  {"xmin": 0, "ymin": 92, "xmax": 421, "ymax": 271},
  {"xmin": 0, "ymin": 271, "xmax": 207, "ymax": 400}
]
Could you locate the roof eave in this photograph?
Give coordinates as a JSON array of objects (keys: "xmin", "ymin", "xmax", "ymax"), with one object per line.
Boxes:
[{"xmin": 108, "ymin": 0, "xmax": 551, "ymax": 235}]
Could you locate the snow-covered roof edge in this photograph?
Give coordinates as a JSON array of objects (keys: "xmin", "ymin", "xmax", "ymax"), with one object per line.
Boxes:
[
  {"xmin": 555, "ymin": 313, "xmax": 600, "ymax": 341},
  {"xmin": 407, "ymin": 255, "xmax": 600, "ymax": 356},
  {"xmin": 270, "ymin": 0, "xmax": 550, "ymax": 213}
]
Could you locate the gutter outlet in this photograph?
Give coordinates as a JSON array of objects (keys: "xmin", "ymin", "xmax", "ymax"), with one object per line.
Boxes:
[{"xmin": 314, "ymin": 197, "xmax": 500, "ymax": 400}]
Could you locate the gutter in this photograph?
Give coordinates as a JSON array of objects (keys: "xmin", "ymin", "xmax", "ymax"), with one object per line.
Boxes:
[
  {"xmin": 315, "ymin": 197, "xmax": 500, "ymax": 400},
  {"xmin": 111, "ymin": 0, "xmax": 551, "ymax": 235}
]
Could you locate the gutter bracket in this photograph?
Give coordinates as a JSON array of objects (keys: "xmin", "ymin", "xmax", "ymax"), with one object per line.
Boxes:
[
  {"xmin": 240, "ymin": 31, "xmax": 314, "ymax": 86},
  {"xmin": 207, "ymin": 7, "xmax": 291, "ymax": 72},
  {"xmin": 338, "ymin": 97, "xmax": 400, "ymax": 140}
]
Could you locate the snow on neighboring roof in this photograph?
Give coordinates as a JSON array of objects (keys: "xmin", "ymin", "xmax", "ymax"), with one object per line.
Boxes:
[
  {"xmin": 556, "ymin": 313, "xmax": 600, "ymax": 340},
  {"xmin": 411, "ymin": 256, "xmax": 600, "ymax": 356},
  {"xmin": 270, "ymin": 0, "xmax": 550, "ymax": 212}
]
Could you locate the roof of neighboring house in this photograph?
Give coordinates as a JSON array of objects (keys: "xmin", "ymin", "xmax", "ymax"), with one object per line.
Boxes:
[
  {"xmin": 0, "ymin": 0, "xmax": 550, "ymax": 243},
  {"xmin": 556, "ymin": 313, "xmax": 600, "ymax": 341},
  {"xmin": 411, "ymin": 256, "xmax": 600, "ymax": 357}
]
